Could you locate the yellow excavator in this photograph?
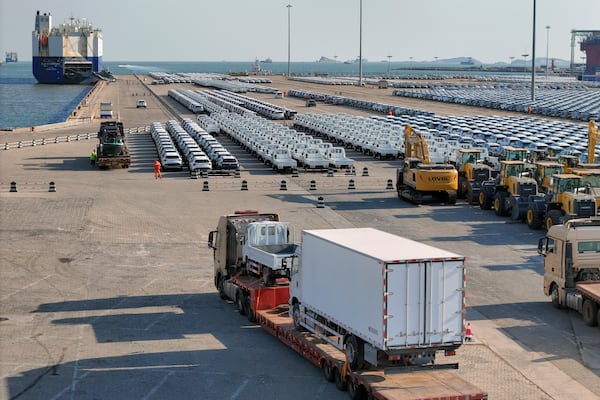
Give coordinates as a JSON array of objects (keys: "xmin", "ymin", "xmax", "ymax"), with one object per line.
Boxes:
[{"xmin": 396, "ymin": 125, "xmax": 458, "ymax": 205}]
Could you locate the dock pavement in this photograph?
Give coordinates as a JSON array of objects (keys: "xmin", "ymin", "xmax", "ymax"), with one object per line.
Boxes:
[{"xmin": 0, "ymin": 74, "xmax": 598, "ymax": 400}]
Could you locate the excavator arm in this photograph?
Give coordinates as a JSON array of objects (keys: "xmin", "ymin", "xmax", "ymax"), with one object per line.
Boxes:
[
  {"xmin": 589, "ymin": 120, "xmax": 599, "ymax": 164},
  {"xmin": 404, "ymin": 124, "xmax": 431, "ymax": 164}
]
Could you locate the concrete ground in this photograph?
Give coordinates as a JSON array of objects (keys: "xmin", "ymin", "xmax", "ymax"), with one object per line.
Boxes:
[{"xmin": 0, "ymin": 74, "xmax": 598, "ymax": 400}]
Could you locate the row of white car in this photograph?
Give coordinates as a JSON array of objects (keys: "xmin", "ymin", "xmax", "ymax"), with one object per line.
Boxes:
[
  {"xmin": 210, "ymin": 113, "xmax": 354, "ymax": 171},
  {"xmin": 177, "ymin": 119, "xmax": 240, "ymax": 171},
  {"xmin": 150, "ymin": 123, "xmax": 184, "ymax": 171},
  {"xmin": 164, "ymin": 120, "xmax": 213, "ymax": 172},
  {"xmin": 206, "ymin": 90, "xmax": 296, "ymax": 120}
]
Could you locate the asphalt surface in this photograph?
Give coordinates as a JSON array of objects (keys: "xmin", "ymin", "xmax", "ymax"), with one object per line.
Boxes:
[{"xmin": 0, "ymin": 75, "xmax": 598, "ymax": 400}]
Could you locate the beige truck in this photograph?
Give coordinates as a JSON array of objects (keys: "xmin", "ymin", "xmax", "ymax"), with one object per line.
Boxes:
[{"xmin": 538, "ymin": 217, "xmax": 600, "ymax": 326}]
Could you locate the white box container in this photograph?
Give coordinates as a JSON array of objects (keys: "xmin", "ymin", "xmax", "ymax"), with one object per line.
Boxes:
[{"xmin": 297, "ymin": 228, "xmax": 465, "ymax": 352}]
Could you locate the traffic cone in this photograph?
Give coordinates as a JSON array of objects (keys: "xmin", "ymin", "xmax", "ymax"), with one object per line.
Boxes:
[{"xmin": 465, "ymin": 322, "xmax": 473, "ymax": 342}]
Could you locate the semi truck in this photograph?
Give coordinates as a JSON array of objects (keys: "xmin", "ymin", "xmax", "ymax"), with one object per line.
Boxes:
[
  {"xmin": 538, "ymin": 217, "xmax": 600, "ymax": 326},
  {"xmin": 96, "ymin": 121, "xmax": 131, "ymax": 168},
  {"xmin": 208, "ymin": 212, "xmax": 487, "ymax": 400}
]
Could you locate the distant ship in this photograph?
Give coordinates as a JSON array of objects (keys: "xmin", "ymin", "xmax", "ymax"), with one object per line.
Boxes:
[
  {"xmin": 5, "ymin": 51, "xmax": 18, "ymax": 63},
  {"xmin": 32, "ymin": 10, "xmax": 103, "ymax": 84},
  {"xmin": 260, "ymin": 58, "xmax": 273, "ymax": 63}
]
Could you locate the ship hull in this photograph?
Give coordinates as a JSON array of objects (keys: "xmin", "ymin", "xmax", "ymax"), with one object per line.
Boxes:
[{"xmin": 32, "ymin": 56, "xmax": 102, "ymax": 84}]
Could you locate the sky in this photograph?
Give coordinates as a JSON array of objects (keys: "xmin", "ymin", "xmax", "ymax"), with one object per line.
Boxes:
[{"xmin": 1, "ymin": 0, "xmax": 598, "ymax": 64}]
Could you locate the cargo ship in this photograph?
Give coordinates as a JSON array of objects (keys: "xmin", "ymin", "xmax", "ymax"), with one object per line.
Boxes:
[
  {"xmin": 5, "ymin": 51, "xmax": 18, "ymax": 63},
  {"xmin": 32, "ymin": 10, "xmax": 103, "ymax": 84}
]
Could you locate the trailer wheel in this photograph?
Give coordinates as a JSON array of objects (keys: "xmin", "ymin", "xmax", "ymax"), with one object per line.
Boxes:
[
  {"xmin": 582, "ymin": 299, "xmax": 598, "ymax": 327},
  {"xmin": 334, "ymin": 368, "xmax": 347, "ymax": 391},
  {"xmin": 321, "ymin": 360, "xmax": 335, "ymax": 382},
  {"xmin": 345, "ymin": 335, "xmax": 365, "ymax": 370},
  {"xmin": 347, "ymin": 379, "xmax": 367, "ymax": 400}
]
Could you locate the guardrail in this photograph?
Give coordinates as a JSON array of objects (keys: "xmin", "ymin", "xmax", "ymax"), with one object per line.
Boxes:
[{"xmin": 2, "ymin": 126, "xmax": 151, "ymax": 150}]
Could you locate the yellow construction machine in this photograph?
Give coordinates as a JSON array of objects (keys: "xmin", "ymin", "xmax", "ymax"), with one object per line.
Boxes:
[
  {"xmin": 455, "ymin": 148, "xmax": 494, "ymax": 204},
  {"xmin": 396, "ymin": 125, "xmax": 458, "ymax": 205}
]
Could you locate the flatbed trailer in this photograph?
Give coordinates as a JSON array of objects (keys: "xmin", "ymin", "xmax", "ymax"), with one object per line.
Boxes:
[
  {"xmin": 226, "ymin": 274, "xmax": 488, "ymax": 400},
  {"xmin": 577, "ymin": 281, "xmax": 600, "ymax": 303}
]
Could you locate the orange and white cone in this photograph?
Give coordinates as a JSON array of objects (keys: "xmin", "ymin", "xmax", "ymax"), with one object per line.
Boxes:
[{"xmin": 465, "ymin": 322, "xmax": 473, "ymax": 342}]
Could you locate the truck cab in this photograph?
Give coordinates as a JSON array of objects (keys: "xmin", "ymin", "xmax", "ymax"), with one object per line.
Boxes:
[
  {"xmin": 538, "ymin": 217, "xmax": 600, "ymax": 325},
  {"xmin": 208, "ymin": 211, "xmax": 279, "ymax": 295}
]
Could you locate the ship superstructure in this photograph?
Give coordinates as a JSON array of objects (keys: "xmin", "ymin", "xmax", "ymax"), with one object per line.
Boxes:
[{"xmin": 32, "ymin": 10, "xmax": 103, "ymax": 84}]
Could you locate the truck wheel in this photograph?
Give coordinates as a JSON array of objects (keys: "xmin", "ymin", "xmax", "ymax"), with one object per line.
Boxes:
[
  {"xmin": 246, "ymin": 292, "xmax": 255, "ymax": 323},
  {"xmin": 582, "ymin": 299, "xmax": 598, "ymax": 327},
  {"xmin": 550, "ymin": 284, "xmax": 561, "ymax": 309},
  {"xmin": 334, "ymin": 368, "xmax": 348, "ymax": 391},
  {"xmin": 236, "ymin": 291, "xmax": 247, "ymax": 316},
  {"xmin": 321, "ymin": 360, "xmax": 335, "ymax": 382},
  {"xmin": 345, "ymin": 335, "xmax": 365, "ymax": 370},
  {"xmin": 217, "ymin": 275, "xmax": 227, "ymax": 300}
]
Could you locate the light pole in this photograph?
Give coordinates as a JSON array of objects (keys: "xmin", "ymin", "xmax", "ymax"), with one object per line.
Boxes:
[
  {"xmin": 530, "ymin": 0, "xmax": 536, "ymax": 101},
  {"xmin": 286, "ymin": 4, "xmax": 292, "ymax": 78},
  {"xmin": 358, "ymin": 0, "xmax": 363, "ymax": 86},
  {"xmin": 387, "ymin": 55, "xmax": 392, "ymax": 76},
  {"xmin": 545, "ymin": 25, "xmax": 550, "ymax": 79}
]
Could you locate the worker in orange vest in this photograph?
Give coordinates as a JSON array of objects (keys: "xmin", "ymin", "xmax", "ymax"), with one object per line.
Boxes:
[{"xmin": 153, "ymin": 160, "xmax": 162, "ymax": 179}]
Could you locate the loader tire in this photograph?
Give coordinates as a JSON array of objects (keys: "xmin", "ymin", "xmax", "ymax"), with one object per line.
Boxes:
[{"xmin": 526, "ymin": 206, "xmax": 543, "ymax": 230}]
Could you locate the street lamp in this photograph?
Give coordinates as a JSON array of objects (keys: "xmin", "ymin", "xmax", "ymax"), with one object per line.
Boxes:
[
  {"xmin": 545, "ymin": 25, "xmax": 551, "ymax": 79},
  {"xmin": 358, "ymin": 0, "xmax": 363, "ymax": 86},
  {"xmin": 286, "ymin": 4, "xmax": 292, "ymax": 78}
]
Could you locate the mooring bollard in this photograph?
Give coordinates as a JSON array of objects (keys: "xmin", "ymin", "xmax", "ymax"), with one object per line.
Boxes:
[
  {"xmin": 10, "ymin": 181, "xmax": 17, "ymax": 192},
  {"xmin": 202, "ymin": 181, "xmax": 209, "ymax": 191},
  {"xmin": 241, "ymin": 180, "xmax": 248, "ymax": 191},
  {"xmin": 280, "ymin": 180, "xmax": 287, "ymax": 191},
  {"xmin": 386, "ymin": 179, "xmax": 394, "ymax": 190},
  {"xmin": 316, "ymin": 196, "xmax": 325, "ymax": 208},
  {"xmin": 348, "ymin": 179, "xmax": 356, "ymax": 190},
  {"xmin": 48, "ymin": 181, "xmax": 56, "ymax": 192},
  {"xmin": 309, "ymin": 180, "xmax": 317, "ymax": 191},
  {"xmin": 362, "ymin": 167, "xmax": 369, "ymax": 177}
]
